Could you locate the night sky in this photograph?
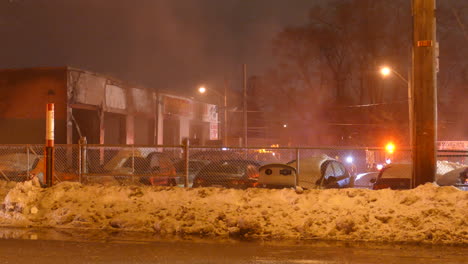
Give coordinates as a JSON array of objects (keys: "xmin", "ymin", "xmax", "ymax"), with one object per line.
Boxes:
[{"xmin": 0, "ymin": 0, "xmax": 319, "ymax": 94}]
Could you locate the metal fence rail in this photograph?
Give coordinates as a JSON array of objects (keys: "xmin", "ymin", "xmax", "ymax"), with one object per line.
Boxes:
[{"xmin": 0, "ymin": 143, "xmax": 465, "ymax": 189}]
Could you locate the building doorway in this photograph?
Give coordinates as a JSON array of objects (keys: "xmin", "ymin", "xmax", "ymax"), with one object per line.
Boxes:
[
  {"xmin": 71, "ymin": 108, "xmax": 100, "ymax": 144},
  {"xmin": 134, "ymin": 116, "xmax": 154, "ymax": 145},
  {"xmin": 163, "ymin": 119, "xmax": 180, "ymax": 145},
  {"xmin": 104, "ymin": 112, "xmax": 126, "ymax": 144}
]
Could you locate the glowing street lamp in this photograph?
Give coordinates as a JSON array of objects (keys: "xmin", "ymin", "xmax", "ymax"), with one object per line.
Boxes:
[
  {"xmin": 379, "ymin": 66, "xmax": 408, "ymax": 84},
  {"xmin": 380, "ymin": 67, "xmax": 391, "ymax": 76},
  {"xmin": 385, "ymin": 142, "xmax": 396, "ymax": 154},
  {"xmin": 198, "ymin": 86, "xmax": 206, "ymax": 94}
]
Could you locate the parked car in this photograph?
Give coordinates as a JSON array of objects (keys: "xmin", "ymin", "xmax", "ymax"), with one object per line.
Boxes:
[
  {"xmin": 189, "ymin": 150, "xmax": 244, "ymax": 162},
  {"xmin": 245, "ymin": 149, "xmax": 281, "ymax": 165},
  {"xmin": 86, "ymin": 149, "xmax": 177, "ymax": 186},
  {"xmin": 173, "ymin": 159, "xmax": 211, "ymax": 186},
  {"xmin": 372, "ymin": 163, "xmax": 412, "ymax": 190},
  {"xmin": 146, "ymin": 152, "xmax": 178, "ymax": 186},
  {"xmin": 352, "ymin": 172, "xmax": 380, "ymax": 189},
  {"xmin": 258, "ymin": 163, "xmax": 297, "ymax": 188},
  {"xmin": 0, "ymin": 153, "xmax": 40, "ymax": 182},
  {"xmin": 0, "ymin": 153, "xmax": 79, "ymax": 184},
  {"xmin": 372, "ymin": 161, "xmax": 467, "ymax": 190},
  {"xmin": 192, "ymin": 160, "xmax": 260, "ymax": 189},
  {"xmin": 258, "ymin": 155, "xmax": 352, "ymax": 189},
  {"xmin": 436, "ymin": 166, "xmax": 468, "ymax": 190}
]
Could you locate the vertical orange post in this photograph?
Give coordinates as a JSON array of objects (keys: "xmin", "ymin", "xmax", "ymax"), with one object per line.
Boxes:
[{"xmin": 45, "ymin": 103, "xmax": 54, "ymax": 187}]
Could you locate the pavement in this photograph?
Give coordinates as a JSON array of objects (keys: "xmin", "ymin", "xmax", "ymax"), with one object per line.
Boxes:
[{"xmin": 0, "ymin": 228, "xmax": 465, "ymax": 264}]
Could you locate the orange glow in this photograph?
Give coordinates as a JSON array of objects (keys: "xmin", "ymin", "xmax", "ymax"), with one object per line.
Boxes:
[
  {"xmin": 385, "ymin": 142, "xmax": 396, "ymax": 154},
  {"xmin": 198, "ymin": 86, "xmax": 206, "ymax": 93},
  {"xmin": 380, "ymin": 67, "xmax": 391, "ymax": 76}
]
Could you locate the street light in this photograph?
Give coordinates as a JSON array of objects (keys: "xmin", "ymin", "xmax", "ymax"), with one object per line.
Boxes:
[
  {"xmin": 198, "ymin": 86, "xmax": 228, "ymax": 146},
  {"xmin": 380, "ymin": 66, "xmax": 409, "ymax": 84},
  {"xmin": 198, "ymin": 86, "xmax": 206, "ymax": 94},
  {"xmin": 380, "ymin": 67, "xmax": 391, "ymax": 76},
  {"xmin": 379, "ymin": 65, "xmax": 413, "ymax": 148},
  {"xmin": 385, "ymin": 142, "xmax": 396, "ymax": 154}
]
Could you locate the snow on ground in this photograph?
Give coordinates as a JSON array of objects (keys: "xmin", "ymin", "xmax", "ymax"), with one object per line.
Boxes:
[{"xmin": 0, "ymin": 179, "xmax": 466, "ymax": 245}]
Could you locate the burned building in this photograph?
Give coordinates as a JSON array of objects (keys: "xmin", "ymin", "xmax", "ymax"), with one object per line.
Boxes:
[{"xmin": 0, "ymin": 67, "xmax": 219, "ymax": 145}]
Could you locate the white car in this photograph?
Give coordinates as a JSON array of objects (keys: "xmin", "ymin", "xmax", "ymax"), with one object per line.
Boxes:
[
  {"xmin": 258, "ymin": 155, "xmax": 352, "ymax": 189},
  {"xmin": 353, "ymin": 172, "xmax": 380, "ymax": 189},
  {"xmin": 437, "ymin": 166, "xmax": 468, "ymax": 190},
  {"xmin": 372, "ymin": 161, "xmax": 466, "ymax": 190}
]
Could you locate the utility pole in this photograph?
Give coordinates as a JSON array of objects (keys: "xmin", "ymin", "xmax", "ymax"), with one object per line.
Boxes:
[
  {"xmin": 411, "ymin": 0, "xmax": 437, "ymax": 187},
  {"xmin": 243, "ymin": 64, "xmax": 248, "ymax": 147},
  {"xmin": 223, "ymin": 78, "xmax": 228, "ymax": 146}
]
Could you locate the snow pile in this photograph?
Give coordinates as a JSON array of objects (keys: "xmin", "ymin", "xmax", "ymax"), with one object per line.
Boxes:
[{"xmin": 0, "ymin": 180, "xmax": 466, "ymax": 244}]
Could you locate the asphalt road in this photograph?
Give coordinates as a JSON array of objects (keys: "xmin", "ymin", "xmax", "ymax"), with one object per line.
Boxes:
[{"xmin": 0, "ymin": 228, "xmax": 465, "ymax": 264}]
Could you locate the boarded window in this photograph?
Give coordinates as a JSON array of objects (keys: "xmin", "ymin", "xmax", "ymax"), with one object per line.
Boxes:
[{"xmin": 106, "ymin": 84, "xmax": 126, "ymax": 110}]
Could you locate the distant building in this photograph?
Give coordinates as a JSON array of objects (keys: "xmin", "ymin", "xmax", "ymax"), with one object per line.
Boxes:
[{"xmin": 0, "ymin": 67, "xmax": 219, "ymax": 145}]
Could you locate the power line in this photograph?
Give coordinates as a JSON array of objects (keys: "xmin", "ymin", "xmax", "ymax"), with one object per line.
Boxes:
[{"xmin": 339, "ymin": 100, "xmax": 409, "ymax": 108}]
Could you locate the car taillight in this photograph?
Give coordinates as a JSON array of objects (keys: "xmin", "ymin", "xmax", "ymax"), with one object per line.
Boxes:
[
  {"xmin": 195, "ymin": 178, "xmax": 205, "ymax": 184},
  {"xmin": 151, "ymin": 177, "xmax": 167, "ymax": 185},
  {"xmin": 249, "ymin": 173, "xmax": 259, "ymax": 179},
  {"xmin": 373, "ymin": 184, "xmax": 390, "ymax": 190}
]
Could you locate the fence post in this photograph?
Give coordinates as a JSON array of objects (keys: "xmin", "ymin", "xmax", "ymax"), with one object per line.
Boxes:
[
  {"xmin": 26, "ymin": 145, "xmax": 30, "ymax": 179},
  {"xmin": 78, "ymin": 141, "xmax": 81, "ymax": 182},
  {"xmin": 78, "ymin": 137, "xmax": 87, "ymax": 183},
  {"xmin": 295, "ymin": 148, "xmax": 300, "ymax": 187},
  {"xmin": 183, "ymin": 138, "xmax": 190, "ymax": 188},
  {"xmin": 44, "ymin": 103, "xmax": 54, "ymax": 187},
  {"xmin": 132, "ymin": 145, "xmax": 135, "ymax": 183}
]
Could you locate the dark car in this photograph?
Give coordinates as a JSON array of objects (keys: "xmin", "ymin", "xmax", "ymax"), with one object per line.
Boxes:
[
  {"xmin": 372, "ymin": 163, "xmax": 412, "ymax": 190},
  {"xmin": 173, "ymin": 159, "xmax": 211, "ymax": 186},
  {"xmin": 192, "ymin": 160, "xmax": 260, "ymax": 189},
  {"xmin": 189, "ymin": 150, "xmax": 244, "ymax": 162}
]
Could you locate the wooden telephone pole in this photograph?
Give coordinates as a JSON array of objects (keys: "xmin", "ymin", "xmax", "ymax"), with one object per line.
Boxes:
[
  {"xmin": 411, "ymin": 0, "xmax": 438, "ymax": 187},
  {"xmin": 243, "ymin": 64, "xmax": 248, "ymax": 147}
]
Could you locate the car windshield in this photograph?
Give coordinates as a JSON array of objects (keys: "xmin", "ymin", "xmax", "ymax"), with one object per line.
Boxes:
[
  {"xmin": 190, "ymin": 151, "xmax": 243, "ymax": 161},
  {"xmin": 199, "ymin": 162, "xmax": 247, "ymax": 175},
  {"xmin": 0, "ymin": 153, "xmax": 38, "ymax": 171},
  {"xmin": 174, "ymin": 161, "xmax": 208, "ymax": 173}
]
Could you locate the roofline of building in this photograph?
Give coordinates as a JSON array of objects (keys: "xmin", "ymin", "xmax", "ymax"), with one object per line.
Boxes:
[{"xmin": 0, "ymin": 66, "xmax": 210, "ymax": 104}]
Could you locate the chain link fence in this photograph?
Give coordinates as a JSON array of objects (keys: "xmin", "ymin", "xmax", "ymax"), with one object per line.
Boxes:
[
  {"xmin": 0, "ymin": 145, "xmax": 42, "ymax": 182},
  {"xmin": 0, "ymin": 144, "xmax": 465, "ymax": 190}
]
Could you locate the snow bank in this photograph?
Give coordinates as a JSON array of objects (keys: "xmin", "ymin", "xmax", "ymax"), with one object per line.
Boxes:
[{"xmin": 0, "ymin": 180, "xmax": 466, "ymax": 244}]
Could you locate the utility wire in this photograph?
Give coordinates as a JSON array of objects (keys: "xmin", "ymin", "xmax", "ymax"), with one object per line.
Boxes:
[{"xmin": 338, "ymin": 100, "xmax": 409, "ymax": 108}]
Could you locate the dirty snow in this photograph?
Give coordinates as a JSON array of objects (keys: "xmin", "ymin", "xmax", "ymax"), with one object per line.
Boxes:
[{"xmin": 0, "ymin": 179, "xmax": 466, "ymax": 245}]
